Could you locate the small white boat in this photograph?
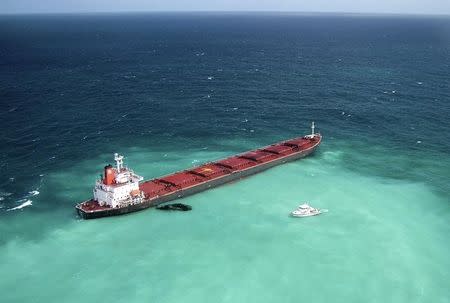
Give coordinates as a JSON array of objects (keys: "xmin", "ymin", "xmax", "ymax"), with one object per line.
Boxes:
[{"xmin": 291, "ymin": 203, "xmax": 327, "ymax": 217}]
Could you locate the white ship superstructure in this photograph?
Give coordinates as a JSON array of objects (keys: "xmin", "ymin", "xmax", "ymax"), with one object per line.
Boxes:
[{"xmin": 93, "ymin": 153, "xmax": 144, "ymax": 208}]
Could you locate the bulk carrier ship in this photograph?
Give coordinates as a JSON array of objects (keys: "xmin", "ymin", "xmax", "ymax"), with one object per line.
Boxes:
[{"xmin": 76, "ymin": 122, "xmax": 321, "ymax": 219}]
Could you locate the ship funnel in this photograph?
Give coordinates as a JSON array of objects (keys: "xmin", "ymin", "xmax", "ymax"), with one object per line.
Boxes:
[{"xmin": 103, "ymin": 164, "xmax": 115, "ymax": 185}]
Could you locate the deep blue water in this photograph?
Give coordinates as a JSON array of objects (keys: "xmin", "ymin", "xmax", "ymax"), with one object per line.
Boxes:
[{"xmin": 0, "ymin": 13, "xmax": 449, "ymax": 302}]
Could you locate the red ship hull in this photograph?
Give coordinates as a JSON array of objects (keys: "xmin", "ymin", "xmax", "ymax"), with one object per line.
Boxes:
[{"xmin": 76, "ymin": 134, "xmax": 321, "ymax": 219}]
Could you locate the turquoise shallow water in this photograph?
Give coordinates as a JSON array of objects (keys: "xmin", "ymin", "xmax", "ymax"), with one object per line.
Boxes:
[
  {"xmin": 1, "ymin": 144, "xmax": 449, "ymax": 302},
  {"xmin": 0, "ymin": 13, "xmax": 449, "ymax": 302}
]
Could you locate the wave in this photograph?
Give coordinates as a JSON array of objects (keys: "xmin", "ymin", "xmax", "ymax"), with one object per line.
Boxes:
[
  {"xmin": 0, "ymin": 191, "xmax": 12, "ymax": 201},
  {"xmin": 7, "ymin": 199, "xmax": 32, "ymax": 211},
  {"xmin": 28, "ymin": 190, "xmax": 40, "ymax": 196}
]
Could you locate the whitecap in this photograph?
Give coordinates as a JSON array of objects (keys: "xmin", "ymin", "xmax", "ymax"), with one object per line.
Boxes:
[
  {"xmin": 207, "ymin": 76, "xmax": 213, "ymax": 80},
  {"xmin": 417, "ymin": 82, "xmax": 423, "ymax": 85},
  {"xmin": 0, "ymin": 191, "xmax": 12, "ymax": 198},
  {"xmin": 7, "ymin": 199, "xmax": 32, "ymax": 211},
  {"xmin": 28, "ymin": 190, "xmax": 40, "ymax": 196}
]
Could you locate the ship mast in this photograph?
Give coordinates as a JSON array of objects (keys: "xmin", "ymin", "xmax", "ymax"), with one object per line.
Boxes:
[
  {"xmin": 114, "ymin": 153, "xmax": 124, "ymax": 172},
  {"xmin": 311, "ymin": 121, "xmax": 315, "ymax": 137}
]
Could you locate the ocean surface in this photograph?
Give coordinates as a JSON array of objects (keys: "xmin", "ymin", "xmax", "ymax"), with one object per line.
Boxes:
[{"xmin": 0, "ymin": 13, "xmax": 449, "ymax": 302}]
